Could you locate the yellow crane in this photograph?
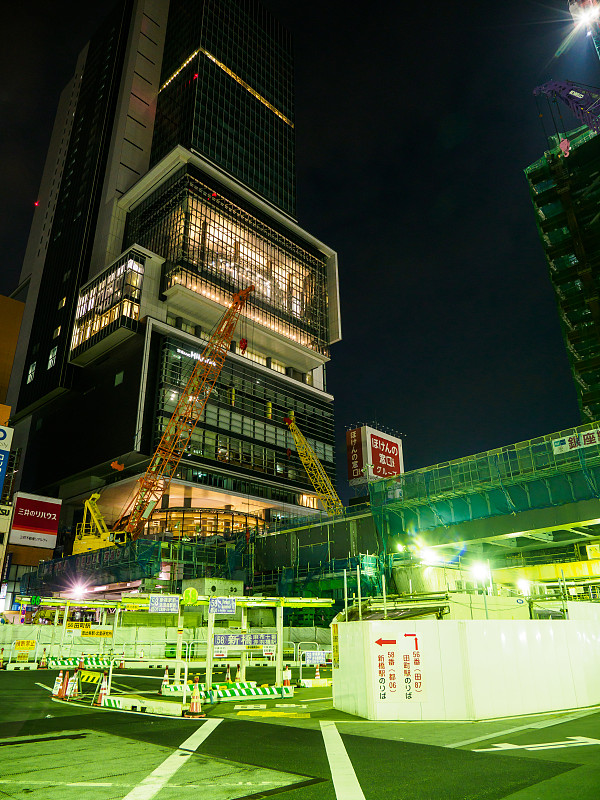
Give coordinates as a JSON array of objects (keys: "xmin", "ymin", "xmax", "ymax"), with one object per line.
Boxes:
[
  {"xmin": 283, "ymin": 412, "xmax": 344, "ymax": 516},
  {"xmin": 73, "ymin": 493, "xmax": 112, "ymax": 554}
]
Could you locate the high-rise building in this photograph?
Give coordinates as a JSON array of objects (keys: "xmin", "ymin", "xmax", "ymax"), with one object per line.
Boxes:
[
  {"xmin": 8, "ymin": 0, "xmax": 341, "ymax": 543},
  {"xmin": 525, "ymin": 126, "xmax": 600, "ymax": 423}
]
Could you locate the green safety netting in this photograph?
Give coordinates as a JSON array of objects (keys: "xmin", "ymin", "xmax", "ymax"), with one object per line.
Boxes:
[{"xmin": 368, "ymin": 421, "xmax": 600, "ymax": 539}]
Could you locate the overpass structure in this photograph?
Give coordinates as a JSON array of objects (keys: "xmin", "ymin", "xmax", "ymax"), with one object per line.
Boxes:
[{"xmin": 368, "ymin": 421, "xmax": 600, "ymax": 563}]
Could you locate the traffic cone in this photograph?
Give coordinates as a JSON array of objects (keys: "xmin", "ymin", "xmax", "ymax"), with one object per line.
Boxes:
[
  {"xmin": 159, "ymin": 667, "xmax": 169, "ymax": 695},
  {"xmin": 283, "ymin": 666, "xmax": 291, "ymax": 687},
  {"xmin": 184, "ymin": 675, "xmax": 205, "ymax": 718},
  {"xmin": 40, "ymin": 648, "xmax": 48, "ymax": 669},
  {"xmin": 95, "ymin": 672, "xmax": 108, "ymax": 706},
  {"xmin": 79, "ymin": 654, "xmax": 84, "ymax": 669},
  {"xmin": 226, "ymin": 663, "xmax": 231, "ymax": 682},
  {"xmin": 0, "ymin": 648, "xmax": 4, "ymax": 669},
  {"xmin": 66, "ymin": 669, "xmax": 79, "ymax": 700},
  {"xmin": 58, "ymin": 670, "xmax": 69, "ymax": 699},
  {"xmin": 139, "ymin": 648, "xmax": 144, "ymax": 661},
  {"xmin": 52, "ymin": 670, "xmax": 63, "ymax": 697},
  {"xmin": 315, "ymin": 664, "xmax": 320, "ymax": 680},
  {"xmin": 120, "ymin": 652, "xmax": 125, "ymax": 668},
  {"xmin": 235, "ymin": 662, "xmax": 240, "ymax": 681}
]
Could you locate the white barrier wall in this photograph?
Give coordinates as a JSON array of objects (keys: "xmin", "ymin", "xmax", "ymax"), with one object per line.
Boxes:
[{"xmin": 332, "ymin": 619, "xmax": 600, "ymax": 721}]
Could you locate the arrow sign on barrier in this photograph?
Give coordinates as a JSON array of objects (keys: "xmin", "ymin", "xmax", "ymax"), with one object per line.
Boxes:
[{"xmin": 375, "ymin": 638, "xmax": 396, "ymax": 646}]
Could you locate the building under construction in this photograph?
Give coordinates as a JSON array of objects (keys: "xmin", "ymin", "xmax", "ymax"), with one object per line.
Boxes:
[{"xmin": 525, "ymin": 125, "xmax": 600, "ymax": 423}]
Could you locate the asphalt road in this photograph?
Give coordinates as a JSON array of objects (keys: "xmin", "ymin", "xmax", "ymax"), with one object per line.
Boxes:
[{"xmin": 1, "ymin": 666, "xmax": 599, "ymax": 799}]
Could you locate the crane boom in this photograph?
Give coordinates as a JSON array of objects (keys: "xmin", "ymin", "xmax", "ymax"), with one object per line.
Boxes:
[
  {"xmin": 534, "ymin": 80, "xmax": 600, "ymax": 134},
  {"xmin": 114, "ymin": 285, "xmax": 254, "ymax": 541},
  {"xmin": 283, "ymin": 413, "xmax": 344, "ymax": 516}
]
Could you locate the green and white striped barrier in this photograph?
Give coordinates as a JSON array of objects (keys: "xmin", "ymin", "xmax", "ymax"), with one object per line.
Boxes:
[
  {"xmin": 161, "ymin": 681, "xmax": 257, "ymax": 694},
  {"xmin": 48, "ymin": 657, "xmax": 113, "ymax": 669}
]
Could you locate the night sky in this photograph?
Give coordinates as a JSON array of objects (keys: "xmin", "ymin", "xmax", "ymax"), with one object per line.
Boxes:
[{"xmin": 1, "ymin": 1, "xmax": 598, "ymax": 502}]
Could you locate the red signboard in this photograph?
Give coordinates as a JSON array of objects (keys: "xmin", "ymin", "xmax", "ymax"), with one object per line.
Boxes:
[
  {"xmin": 347, "ymin": 425, "xmax": 404, "ymax": 485},
  {"xmin": 370, "ymin": 433, "xmax": 402, "ymax": 478},
  {"xmin": 9, "ymin": 492, "xmax": 62, "ymax": 548},
  {"xmin": 346, "ymin": 427, "xmax": 364, "ymax": 483}
]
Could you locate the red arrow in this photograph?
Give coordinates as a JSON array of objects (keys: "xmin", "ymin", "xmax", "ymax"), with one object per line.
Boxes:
[
  {"xmin": 404, "ymin": 633, "xmax": 419, "ymax": 650},
  {"xmin": 375, "ymin": 638, "xmax": 397, "ymax": 646}
]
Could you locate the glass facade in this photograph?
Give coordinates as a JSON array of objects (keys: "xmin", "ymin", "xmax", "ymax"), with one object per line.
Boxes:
[
  {"xmin": 70, "ymin": 250, "xmax": 144, "ymax": 358},
  {"xmin": 126, "ymin": 165, "xmax": 329, "ymax": 355},
  {"xmin": 156, "ymin": 336, "xmax": 334, "ymax": 502},
  {"xmin": 17, "ymin": 0, "xmax": 134, "ymax": 413},
  {"xmin": 152, "ymin": 0, "xmax": 295, "ymax": 216},
  {"xmin": 144, "ymin": 506, "xmax": 265, "ymax": 539}
]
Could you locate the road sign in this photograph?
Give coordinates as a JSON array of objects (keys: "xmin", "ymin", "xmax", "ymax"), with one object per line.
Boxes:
[
  {"xmin": 182, "ymin": 587, "xmax": 198, "ymax": 605},
  {"xmin": 148, "ymin": 594, "xmax": 180, "ymax": 614},
  {"xmin": 263, "ymin": 646, "xmax": 276, "ymax": 657},
  {"xmin": 66, "ymin": 621, "xmax": 91, "ymax": 630},
  {"xmin": 14, "ymin": 639, "xmax": 36, "ymax": 650},
  {"xmin": 214, "ymin": 647, "xmax": 228, "ymax": 658},
  {"xmin": 304, "ymin": 650, "xmax": 327, "ymax": 665},
  {"xmin": 81, "ymin": 629, "xmax": 112, "ymax": 638},
  {"xmin": 209, "ymin": 597, "xmax": 236, "ymax": 615},
  {"xmin": 332, "ymin": 623, "xmax": 339, "ymax": 669},
  {"xmin": 0, "ymin": 426, "xmax": 14, "ymax": 498},
  {"xmin": 214, "ymin": 633, "xmax": 277, "ymax": 648}
]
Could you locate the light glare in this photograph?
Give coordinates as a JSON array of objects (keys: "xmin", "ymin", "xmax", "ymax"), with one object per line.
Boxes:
[{"xmin": 471, "ymin": 562, "xmax": 489, "ymax": 582}]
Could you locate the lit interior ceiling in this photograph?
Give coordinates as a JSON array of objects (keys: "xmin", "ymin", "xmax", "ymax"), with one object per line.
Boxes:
[{"xmin": 69, "ymin": 474, "xmax": 305, "ymax": 524}]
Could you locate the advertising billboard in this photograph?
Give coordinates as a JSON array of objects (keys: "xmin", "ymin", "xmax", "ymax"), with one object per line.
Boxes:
[
  {"xmin": 9, "ymin": 492, "xmax": 62, "ymax": 549},
  {"xmin": 347, "ymin": 426, "xmax": 404, "ymax": 486},
  {"xmin": 0, "ymin": 425, "xmax": 14, "ymax": 498}
]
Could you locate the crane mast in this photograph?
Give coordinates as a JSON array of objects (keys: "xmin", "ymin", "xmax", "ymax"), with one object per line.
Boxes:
[
  {"xmin": 283, "ymin": 413, "xmax": 344, "ymax": 516},
  {"xmin": 113, "ymin": 285, "xmax": 254, "ymax": 542}
]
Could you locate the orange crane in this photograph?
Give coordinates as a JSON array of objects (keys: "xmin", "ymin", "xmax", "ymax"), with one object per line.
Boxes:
[
  {"xmin": 283, "ymin": 412, "xmax": 344, "ymax": 516},
  {"xmin": 108, "ymin": 285, "xmax": 254, "ymax": 543}
]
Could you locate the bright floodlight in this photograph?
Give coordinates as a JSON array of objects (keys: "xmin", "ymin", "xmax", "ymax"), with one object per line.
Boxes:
[
  {"xmin": 517, "ymin": 579, "xmax": 530, "ymax": 596},
  {"xmin": 420, "ymin": 547, "xmax": 437, "ymax": 565},
  {"xmin": 570, "ymin": 0, "xmax": 600, "ymax": 27},
  {"xmin": 396, "ymin": 543, "xmax": 405, "ymax": 552},
  {"xmin": 71, "ymin": 583, "xmax": 86, "ymax": 600},
  {"xmin": 471, "ymin": 562, "xmax": 489, "ymax": 582}
]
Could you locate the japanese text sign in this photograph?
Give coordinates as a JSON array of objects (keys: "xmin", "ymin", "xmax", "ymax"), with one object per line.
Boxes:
[
  {"xmin": 9, "ymin": 492, "xmax": 62, "ymax": 548},
  {"xmin": 208, "ymin": 597, "xmax": 237, "ymax": 615},
  {"xmin": 148, "ymin": 594, "xmax": 180, "ymax": 614}
]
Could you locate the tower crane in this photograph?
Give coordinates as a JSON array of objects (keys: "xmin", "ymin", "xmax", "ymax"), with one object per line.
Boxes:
[
  {"xmin": 76, "ymin": 285, "xmax": 254, "ymax": 549},
  {"xmin": 283, "ymin": 412, "xmax": 344, "ymax": 516},
  {"xmin": 533, "ymin": 80, "xmax": 600, "ymax": 136}
]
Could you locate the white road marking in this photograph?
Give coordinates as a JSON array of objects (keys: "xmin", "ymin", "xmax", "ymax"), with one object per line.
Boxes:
[
  {"xmin": 275, "ymin": 703, "xmax": 308, "ymax": 708},
  {"xmin": 121, "ymin": 719, "xmax": 222, "ymax": 800},
  {"xmin": 448, "ymin": 709, "xmax": 600, "ymax": 748},
  {"xmin": 475, "ymin": 736, "xmax": 600, "ymax": 752},
  {"xmin": 234, "ymin": 704, "xmax": 266, "ymax": 710},
  {"xmin": 35, "ymin": 682, "xmax": 53, "ymax": 691},
  {"xmin": 0, "ymin": 779, "xmax": 285, "ymax": 788},
  {"xmin": 320, "ymin": 720, "xmax": 365, "ymax": 800}
]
